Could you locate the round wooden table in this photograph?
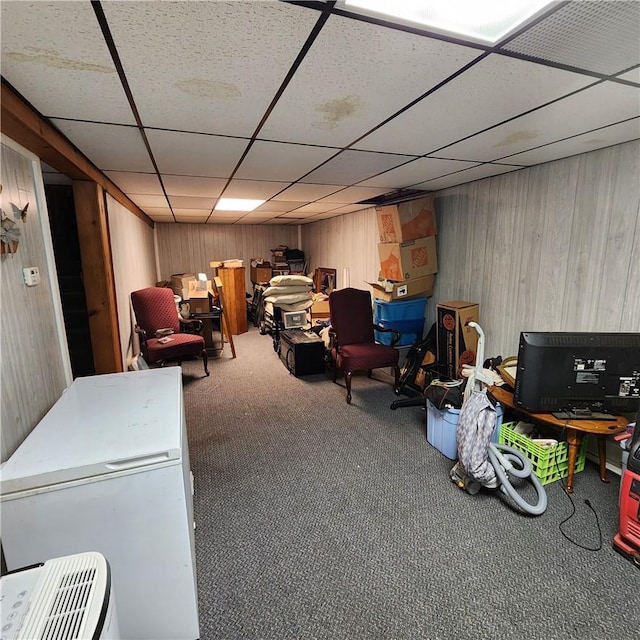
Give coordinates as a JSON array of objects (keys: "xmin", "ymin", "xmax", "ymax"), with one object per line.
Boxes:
[{"xmin": 489, "ymin": 386, "xmax": 627, "ymax": 493}]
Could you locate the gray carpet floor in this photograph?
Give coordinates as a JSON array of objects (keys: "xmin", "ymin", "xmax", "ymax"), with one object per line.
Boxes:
[{"xmin": 179, "ymin": 327, "xmax": 640, "ymax": 640}]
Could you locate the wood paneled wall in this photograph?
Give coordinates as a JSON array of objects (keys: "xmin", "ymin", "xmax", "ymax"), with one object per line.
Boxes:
[
  {"xmin": 433, "ymin": 140, "xmax": 640, "ymax": 358},
  {"xmin": 155, "ymin": 223, "xmax": 299, "ymax": 292},
  {"xmin": 301, "ymin": 206, "xmax": 381, "ymax": 291},
  {"xmin": 106, "ymin": 194, "xmax": 157, "ymax": 369},
  {"xmin": 1, "ymin": 139, "xmax": 71, "ymax": 462},
  {"xmin": 302, "ymin": 141, "xmax": 639, "ymax": 359}
]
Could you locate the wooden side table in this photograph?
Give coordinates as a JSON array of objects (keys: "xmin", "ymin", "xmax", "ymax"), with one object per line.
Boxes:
[{"xmin": 489, "ymin": 386, "xmax": 627, "ymax": 492}]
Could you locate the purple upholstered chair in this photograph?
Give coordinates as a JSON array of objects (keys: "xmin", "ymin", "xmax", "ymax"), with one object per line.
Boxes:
[
  {"xmin": 131, "ymin": 287, "xmax": 209, "ymax": 376},
  {"xmin": 328, "ymin": 287, "xmax": 400, "ymax": 404}
]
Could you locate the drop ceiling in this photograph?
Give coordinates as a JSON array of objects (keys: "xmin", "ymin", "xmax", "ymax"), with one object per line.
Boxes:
[{"xmin": 1, "ymin": 0, "xmax": 639, "ymax": 225}]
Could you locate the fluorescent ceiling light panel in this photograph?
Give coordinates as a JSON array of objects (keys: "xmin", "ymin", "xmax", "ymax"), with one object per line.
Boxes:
[
  {"xmin": 214, "ymin": 198, "xmax": 266, "ymax": 211},
  {"xmin": 342, "ymin": 0, "xmax": 555, "ymax": 45}
]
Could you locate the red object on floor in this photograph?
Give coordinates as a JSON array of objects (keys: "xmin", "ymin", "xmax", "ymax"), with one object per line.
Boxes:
[{"xmin": 614, "ymin": 415, "xmax": 640, "ymax": 568}]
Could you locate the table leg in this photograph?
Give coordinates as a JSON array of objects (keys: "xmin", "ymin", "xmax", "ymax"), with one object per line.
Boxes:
[
  {"xmin": 597, "ymin": 435, "xmax": 610, "ymax": 483},
  {"xmin": 566, "ymin": 429, "xmax": 581, "ymax": 493}
]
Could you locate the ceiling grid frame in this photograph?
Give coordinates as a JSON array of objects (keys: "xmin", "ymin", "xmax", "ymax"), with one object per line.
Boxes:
[{"xmin": 0, "ymin": 0, "xmax": 637, "ymax": 224}]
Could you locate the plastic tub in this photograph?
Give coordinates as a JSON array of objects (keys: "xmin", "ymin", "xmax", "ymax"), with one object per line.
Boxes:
[
  {"xmin": 374, "ymin": 298, "xmax": 426, "ymax": 346},
  {"xmin": 426, "ymin": 400, "xmax": 504, "ymax": 460}
]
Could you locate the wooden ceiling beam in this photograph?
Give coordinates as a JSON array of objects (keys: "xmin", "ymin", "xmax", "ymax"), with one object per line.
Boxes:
[{"xmin": 1, "ymin": 80, "xmax": 154, "ymax": 228}]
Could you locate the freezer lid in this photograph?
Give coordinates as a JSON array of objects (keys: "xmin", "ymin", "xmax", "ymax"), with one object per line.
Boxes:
[{"xmin": 0, "ymin": 368, "xmax": 185, "ymax": 494}]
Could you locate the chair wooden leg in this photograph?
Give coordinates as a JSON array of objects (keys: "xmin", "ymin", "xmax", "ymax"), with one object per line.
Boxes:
[
  {"xmin": 345, "ymin": 371, "xmax": 352, "ymax": 404},
  {"xmin": 333, "ymin": 361, "xmax": 338, "ymax": 383},
  {"xmin": 201, "ymin": 349, "xmax": 210, "ymax": 377}
]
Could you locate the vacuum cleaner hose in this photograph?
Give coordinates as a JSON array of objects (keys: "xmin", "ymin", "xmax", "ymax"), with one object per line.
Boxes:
[{"xmin": 488, "ymin": 443, "xmax": 548, "ymax": 516}]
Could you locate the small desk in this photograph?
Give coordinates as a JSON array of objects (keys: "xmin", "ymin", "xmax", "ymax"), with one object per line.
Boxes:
[
  {"xmin": 191, "ymin": 312, "xmax": 223, "ymax": 356},
  {"xmin": 190, "ymin": 310, "xmax": 236, "ymax": 359},
  {"xmin": 489, "ymin": 386, "xmax": 627, "ymax": 493}
]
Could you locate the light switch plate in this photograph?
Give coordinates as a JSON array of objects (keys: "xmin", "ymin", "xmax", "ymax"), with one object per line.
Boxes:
[{"xmin": 23, "ymin": 266, "xmax": 40, "ymax": 286}]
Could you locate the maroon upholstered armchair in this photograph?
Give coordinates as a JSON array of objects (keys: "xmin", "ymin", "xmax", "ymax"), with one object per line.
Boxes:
[
  {"xmin": 328, "ymin": 287, "xmax": 400, "ymax": 404},
  {"xmin": 131, "ymin": 287, "xmax": 209, "ymax": 376}
]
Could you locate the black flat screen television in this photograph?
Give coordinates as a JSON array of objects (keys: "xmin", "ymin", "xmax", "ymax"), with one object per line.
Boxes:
[{"xmin": 514, "ymin": 332, "xmax": 640, "ymax": 418}]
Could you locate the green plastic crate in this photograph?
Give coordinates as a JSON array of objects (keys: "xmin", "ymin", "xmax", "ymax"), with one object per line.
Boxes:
[{"xmin": 499, "ymin": 421, "xmax": 588, "ymax": 485}]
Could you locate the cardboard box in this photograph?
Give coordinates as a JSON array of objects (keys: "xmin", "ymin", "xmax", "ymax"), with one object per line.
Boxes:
[
  {"xmin": 311, "ymin": 300, "xmax": 330, "ymax": 320},
  {"xmin": 369, "ymin": 275, "xmax": 435, "ymax": 302},
  {"xmin": 436, "ymin": 301, "xmax": 480, "ymax": 380},
  {"xmin": 170, "ymin": 273, "xmax": 196, "ymax": 300},
  {"xmin": 376, "ymin": 197, "xmax": 437, "ymax": 243},
  {"xmin": 250, "ymin": 264, "xmax": 272, "ymax": 283},
  {"xmin": 378, "ymin": 236, "xmax": 438, "ymax": 281},
  {"xmin": 188, "ymin": 280, "xmax": 215, "ymax": 315}
]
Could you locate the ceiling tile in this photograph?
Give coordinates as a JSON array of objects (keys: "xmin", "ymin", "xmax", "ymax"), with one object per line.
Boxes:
[
  {"xmin": 162, "ymin": 175, "xmax": 227, "ymax": 197},
  {"xmin": 357, "ymin": 157, "xmax": 479, "ymax": 188},
  {"xmin": 260, "ymin": 13, "xmax": 480, "ymax": 147},
  {"xmin": 275, "ymin": 183, "xmax": 346, "ymax": 201},
  {"xmin": 168, "ymin": 196, "xmax": 215, "ymax": 210},
  {"xmin": 616, "ymin": 68, "xmax": 640, "ymax": 84},
  {"xmin": 316, "ymin": 185, "xmax": 391, "ymax": 203},
  {"xmin": 148, "ymin": 215, "xmax": 175, "ymax": 223},
  {"xmin": 175, "ymin": 216, "xmax": 208, "ymax": 224},
  {"xmin": 102, "ymin": 1, "xmax": 319, "ymax": 136},
  {"xmin": 413, "ymin": 163, "xmax": 522, "ymax": 190},
  {"xmin": 261, "ymin": 219, "xmax": 295, "ymax": 225},
  {"xmin": 301, "ymin": 150, "xmax": 410, "ymax": 185},
  {"xmin": 205, "ymin": 209, "xmax": 245, "ymax": 218},
  {"xmin": 1, "ymin": 2, "xmax": 135, "ymax": 124},
  {"xmin": 236, "ymin": 213, "xmax": 276, "ymax": 222},
  {"xmin": 498, "ymin": 118, "xmax": 640, "ymax": 166},
  {"xmin": 501, "ymin": 0, "xmax": 640, "ymax": 76},
  {"xmin": 352, "ymin": 54, "xmax": 595, "ymax": 156},
  {"xmin": 223, "ymin": 180, "xmax": 289, "ymax": 200},
  {"xmin": 307, "ymin": 211, "xmax": 347, "ymax": 221},
  {"xmin": 105, "ymin": 171, "xmax": 164, "ymax": 195},
  {"xmin": 50, "ymin": 120, "xmax": 154, "ymax": 172},
  {"xmin": 289, "ymin": 203, "xmax": 338, "ymax": 213},
  {"xmin": 279, "ymin": 211, "xmax": 319, "ymax": 218},
  {"xmin": 172, "ymin": 209, "xmax": 211, "ymax": 218},
  {"xmin": 145, "ymin": 130, "xmax": 247, "ymax": 176},
  {"xmin": 235, "ymin": 141, "xmax": 338, "ymax": 182},
  {"xmin": 255, "ymin": 201, "xmax": 300, "ymax": 213},
  {"xmin": 129, "ymin": 194, "xmax": 169, "ymax": 208},
  {"xmin": 436, "ymin": 81, "xmax": 640, "ymax": 162},
  {"xmin": 142, "ymin": 207, "xmax": 174, "ymax": 218}
]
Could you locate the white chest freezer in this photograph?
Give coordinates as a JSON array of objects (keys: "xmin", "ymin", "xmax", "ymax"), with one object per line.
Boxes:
[{"xmin": 0, "ymin": 368, "xmax": 199, "ymax": 640}]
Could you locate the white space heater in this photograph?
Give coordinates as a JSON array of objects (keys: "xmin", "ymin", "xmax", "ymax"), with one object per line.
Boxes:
[{"xmin": 0, "ymin": 551, "xmax": 120, "ymax": 640}]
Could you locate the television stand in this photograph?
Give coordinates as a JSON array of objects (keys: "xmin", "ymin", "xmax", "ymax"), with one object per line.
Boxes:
[{"xmin": 552, "ymin": 410, "xmax": 618, "ymax": 421}]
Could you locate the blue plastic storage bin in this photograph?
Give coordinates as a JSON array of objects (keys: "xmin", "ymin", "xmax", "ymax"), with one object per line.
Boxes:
[
  {"xmin": 426, "ymin": 400, "xmax": 504, "ymax": 460},
  {"xmin": 374, "ymin": 298, "xmax": 426, "ymax": 346}
]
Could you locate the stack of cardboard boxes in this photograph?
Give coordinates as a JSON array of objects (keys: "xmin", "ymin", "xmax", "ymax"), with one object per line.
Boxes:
[{"xmin": 371, "ymin": 197, "xmax": 438, "ymax": 302}]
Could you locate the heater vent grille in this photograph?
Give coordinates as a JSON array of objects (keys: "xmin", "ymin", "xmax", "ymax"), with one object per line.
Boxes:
[
  {"xmin": 502, "ymin": 1, "xmax": 640, "ymax": 75},
  {"xmin": 42, "ymin": 568, "xmax": 96, "ymax": 639},
  {"xmin": 18, "ymin": 553, "xmax": 106, "ymax": 640}
]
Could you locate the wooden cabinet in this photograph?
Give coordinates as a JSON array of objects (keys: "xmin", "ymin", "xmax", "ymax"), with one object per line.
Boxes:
[{"xmin": 217, "ymin": 267, "xmax": 248, "ymax": 335}]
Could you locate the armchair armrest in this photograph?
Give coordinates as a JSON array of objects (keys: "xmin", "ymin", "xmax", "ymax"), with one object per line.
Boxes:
[
  {"xmin": 134, "ymin": 325, "xmax": 148, "ymax": 347},
  {"xmin": 179, "ymin": 316, "xmax": 203, "ymax": 334},
  {"xmin": 373, "ymin": 323, "xmax": 401, "ymax": 348}
]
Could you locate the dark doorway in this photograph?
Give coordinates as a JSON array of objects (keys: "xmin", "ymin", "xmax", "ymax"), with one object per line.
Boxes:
[{"xmin": 44, "ymin": 183, "xmax": 95, "ymax": 378}]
